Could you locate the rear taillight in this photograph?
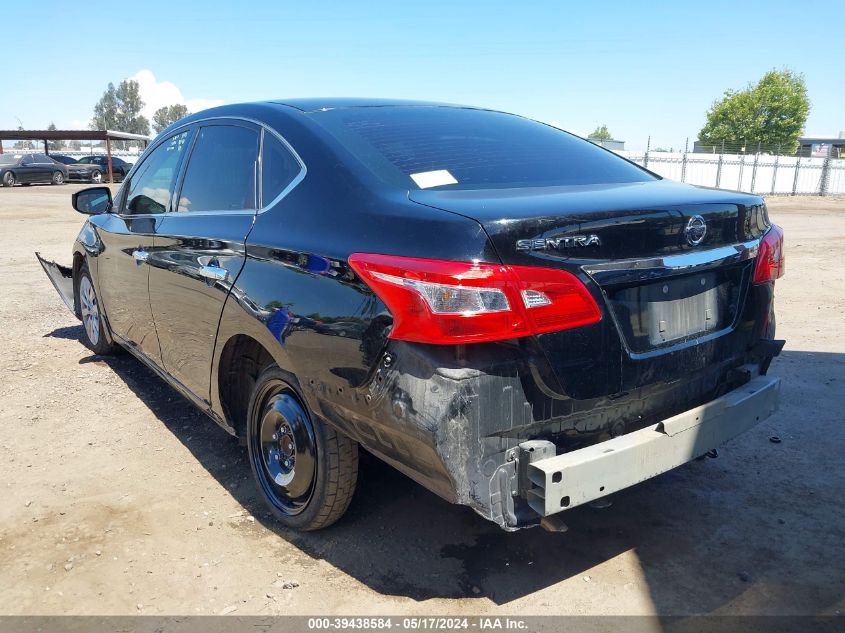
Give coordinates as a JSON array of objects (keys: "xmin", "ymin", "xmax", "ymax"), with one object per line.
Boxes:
[
  {"xmin": 753, "ymin": 225, "xmax": 785, "ymax": 284},
  {"xmin": 348, "ymin": 253, "xmax": 601, "ymax": 344}
]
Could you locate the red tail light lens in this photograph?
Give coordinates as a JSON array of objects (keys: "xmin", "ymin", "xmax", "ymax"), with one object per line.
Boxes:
[
  {"xmin": 753, "ymin": 225, "xmax": 785, "ymax": 284},
  {"xmin": 348, "ymin": 253, "xmax": 601, "ymax": 344}
]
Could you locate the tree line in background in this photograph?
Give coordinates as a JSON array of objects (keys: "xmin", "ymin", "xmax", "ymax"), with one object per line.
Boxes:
[
  {"xmin": 13, "ymin": 80, "xmax": 192, "ymax": 151},
  {"xmin": 88, "ymin": 80, "xmax": 191, "ymax": 149},
  {"xmin": 9, "ymin": 68, "xmax": 814, "ymax": 156},
  {"xmin": 587, "ymin": 69, "xmax": 810, "ymax": 154},
  {"xmin": 11, "ymin": 122, "xmax": 80, "ymax": 150}
]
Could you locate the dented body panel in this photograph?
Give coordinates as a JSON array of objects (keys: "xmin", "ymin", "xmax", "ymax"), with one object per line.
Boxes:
[{"xmin": 37, "ymin": 99, "xmax": 784, "ymax": 531}]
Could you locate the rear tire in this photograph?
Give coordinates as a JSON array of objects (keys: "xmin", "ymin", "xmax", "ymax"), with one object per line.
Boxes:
[
  {"xmin": 246, "ymin": 366, "xmax": 358, "ymax": 531},
  {"xmin": 2, "ymin": 172, "xmax": 16, "ymax": 187},
  {"xmin": 76, "ymin": 264, "xmax": 119, "ymax": 355},
  {"xmin": 90, "ymin": 170, "xmax": 103, "ymax": 184}
]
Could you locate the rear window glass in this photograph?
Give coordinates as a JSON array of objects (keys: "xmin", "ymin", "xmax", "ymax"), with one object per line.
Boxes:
[
  {"xmin": 261, "ymin": 131, "xmax": 301, "ymax": 205},
  {"xmin": 311, "ymin": 107, "xmax": 655, "ymax": 190}
]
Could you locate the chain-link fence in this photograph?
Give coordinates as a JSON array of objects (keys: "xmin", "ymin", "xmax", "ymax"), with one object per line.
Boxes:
[{"xmin": 616, "ymin": 149, "xmax": 845, "ymax": 196}]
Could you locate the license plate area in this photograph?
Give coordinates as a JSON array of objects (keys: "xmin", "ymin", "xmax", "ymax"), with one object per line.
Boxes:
[{"xmin": 606, "ymin": 265, "xmax": 747, "ymax": 353}]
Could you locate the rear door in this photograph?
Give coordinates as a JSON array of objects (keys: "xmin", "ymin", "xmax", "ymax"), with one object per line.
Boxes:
[
  {"xmin": 147, "ymin": 120, "xmax": 261, "ymax": 402},
  {"xmin": 32, "ymin": 154, "xmax": 54, "ymax": 182},
  {"xmin": 94, "ymin": 129, "xmax": 193, "ymax": 364}
]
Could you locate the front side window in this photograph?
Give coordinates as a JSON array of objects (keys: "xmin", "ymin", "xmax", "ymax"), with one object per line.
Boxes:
[
  {"xmin": 124, "ymin": 131, "xmax": 190, "ymax": 215},
  {"xmin": 261, "ymin": 131, "xmax": 301, "ymax": 205},
  {"xmin": 177, "ymin": 125, "xmax": 259, "ymax": 212}
]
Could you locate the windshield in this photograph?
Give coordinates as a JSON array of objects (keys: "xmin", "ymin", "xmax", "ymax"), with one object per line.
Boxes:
[
  {"xmin": 0, "ymin": 154, "xmax": 22, "ymax": 165},
  {"xmin": 311, "ymin": 107, "xmax": 655, "ymax": 190}
]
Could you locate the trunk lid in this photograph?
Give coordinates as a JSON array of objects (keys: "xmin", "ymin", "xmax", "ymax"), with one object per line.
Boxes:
[
  {"xmin": 410, "ymin": 180, "xmax": 771, "ymax": 427},
  {"xmin": 409, "ymin": 179, "xmax": 767, "ymax": 264}
]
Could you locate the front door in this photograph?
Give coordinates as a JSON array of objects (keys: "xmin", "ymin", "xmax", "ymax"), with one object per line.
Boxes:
[
  {"xmin": 147, "ymin": 121, "xmax": 260, "ymax": 402},
  {"xmin": 94, "ymin": 129, "xmax": 193, "ymax": 364},
  {"xmin": 17, "ymin": 156, "xmax": 37, "ymax": 183}
]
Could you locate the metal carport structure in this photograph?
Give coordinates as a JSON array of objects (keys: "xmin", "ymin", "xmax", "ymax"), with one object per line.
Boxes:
[{"xmin": 0, "ymin": 129, "xmax": 152, "ymax": 183}]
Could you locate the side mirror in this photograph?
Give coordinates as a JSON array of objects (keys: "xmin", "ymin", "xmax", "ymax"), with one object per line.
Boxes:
[{"xmin": 72, "ymin": 187, "xmax": 112, "ymax": 215}]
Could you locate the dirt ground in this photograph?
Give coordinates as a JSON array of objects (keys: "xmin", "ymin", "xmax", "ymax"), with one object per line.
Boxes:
[{"xmin": 0, "ymin": 185, "xmax": 842, "ymax": 617}]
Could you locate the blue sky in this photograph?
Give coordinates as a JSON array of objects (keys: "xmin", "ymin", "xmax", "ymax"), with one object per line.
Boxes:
[{"xmin": 2, "ymin": 1, "xmax": 841, "ymax": 150}]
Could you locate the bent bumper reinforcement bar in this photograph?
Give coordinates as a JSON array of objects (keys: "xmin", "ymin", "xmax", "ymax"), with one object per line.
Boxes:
[{"xmin": 521, "ymin": 374, "xmax": 781, "ymax": 516}]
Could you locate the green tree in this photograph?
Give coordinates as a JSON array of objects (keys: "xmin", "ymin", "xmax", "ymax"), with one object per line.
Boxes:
[
  {"xmin": 152, "ymin": 104, "xmax": 190, "ymax": 134},
  {"xmin": 699, "ymin": 69, "xmax": 810, "ymax": 152},
  {"xmin": 47, "ymin": 122, "xmax": 62, "ymax": 151},
  {"xmin": 90, "ymin": 80, "xmax": 151, "ymax": 149},
  {"xmin": 588, "ymin": 124, "xmax": 613, "ymax": 141}
]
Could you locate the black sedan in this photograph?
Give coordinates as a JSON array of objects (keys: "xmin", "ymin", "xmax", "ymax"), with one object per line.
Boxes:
[
  {"xmin": 50, "ymin": 154, "xmax": 81, "ymax": 166},
  {"xmin": 0, "ymin": 153, "xmax": 67, "ymax": 186},
  {"xmin": 67, "ymin": 155, "xmax": 133, "ymax": 183},
  {"xmin": 37, "ymin": 99, "xmax": 784, "ymax": 533}
]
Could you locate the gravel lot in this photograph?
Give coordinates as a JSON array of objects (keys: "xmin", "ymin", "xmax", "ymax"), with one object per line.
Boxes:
[{"xmin": 0, "ymin": 185, "xmax": 842, "ymax": 616}]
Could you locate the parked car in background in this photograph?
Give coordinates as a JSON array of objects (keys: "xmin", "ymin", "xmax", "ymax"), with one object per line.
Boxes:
[
  {"xmin": 0, "ymin": 153, "xmax": 67, "ymax": 186},
  {"xmin": 37, "ymin": 99, "xmax": 785, "ymax": 533},
  {"xmin": 50, "ymin": 154, "xmax": 81, "ymax": 166},
  {"xmin": 67, "ymin": 155, "xmax": 134, "ymax": 183}
]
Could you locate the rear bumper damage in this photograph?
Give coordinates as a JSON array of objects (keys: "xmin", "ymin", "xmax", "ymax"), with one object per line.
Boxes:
[
  {"xmin": 519, "ymin": 373, "xmax": 780, "ymax": 517},
  {"xmin": 314, "ymin": 336, "xmax": 783, "ymax": 531}
]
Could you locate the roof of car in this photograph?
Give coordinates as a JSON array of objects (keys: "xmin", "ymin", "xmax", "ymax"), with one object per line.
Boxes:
[{"xmin": 269, "ymin": 98, "xmax": 478, "ymax": 112}]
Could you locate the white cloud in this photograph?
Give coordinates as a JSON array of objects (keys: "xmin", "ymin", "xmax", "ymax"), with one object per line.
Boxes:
[{"xmin": 129, "ymin": 69, "xmax": 224, "ymax": 119}]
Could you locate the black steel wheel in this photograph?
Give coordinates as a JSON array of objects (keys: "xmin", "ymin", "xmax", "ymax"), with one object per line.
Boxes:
[{"xmin": 246, "ymin": 366, "xmax": 358, "ymax": 530}]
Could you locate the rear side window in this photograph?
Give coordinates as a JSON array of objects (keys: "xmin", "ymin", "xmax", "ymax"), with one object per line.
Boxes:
[
  {"xmin": 124, "ymin": 131, "xmax": 190, "ymax": 215},
  {"xmin": 311, "ymin": 107, "xmax": 655, "ymax": 190},
  {"xmin": 177, "ymin": 125, "xmax": 259, "ymax": 212},
  {"xmin": 261, "ymin": 131, "xmax": 301, "ymax": 205}
]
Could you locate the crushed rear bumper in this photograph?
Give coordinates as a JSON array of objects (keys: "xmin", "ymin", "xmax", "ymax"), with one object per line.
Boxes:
[{"xmin": 519, "ymin": 373, "xmax": 781, "ymax": 517}]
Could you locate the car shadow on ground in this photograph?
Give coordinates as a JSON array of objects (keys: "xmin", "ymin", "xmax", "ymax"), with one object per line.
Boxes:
[{"xmin": 45, "ymin": 325, "xmax": 845, "ymax": 612}]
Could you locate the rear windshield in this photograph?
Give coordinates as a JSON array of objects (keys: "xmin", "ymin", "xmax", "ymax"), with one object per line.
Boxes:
[
  {"xmin": 0, "ymin": 155, "xmax": 22, "ymax": 165},
  {"xmin": 311, "ymin": 107, "xmax": 655, "ymax": 190}
]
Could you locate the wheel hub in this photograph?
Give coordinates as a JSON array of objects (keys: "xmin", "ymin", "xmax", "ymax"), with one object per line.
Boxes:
[
  {"xmin": 279, "ymin": 432, "xmax": 295, "ymax": 458},
  {"xmin": 253, "ymin": 389, "xmax": 317, "ymax": 514}
]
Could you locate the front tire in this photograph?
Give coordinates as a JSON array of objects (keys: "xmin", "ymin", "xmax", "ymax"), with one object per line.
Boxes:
[
  {"xmin": 246, "ymin": 366, "xmax": 358, "ymax": 531},
  {"xmin": 51, "ymin": 171, "xmax": 64, "ymax": 185},
  {"xmin": 76, "ymin": 265, "xmax": 118, "ymax": 355}
]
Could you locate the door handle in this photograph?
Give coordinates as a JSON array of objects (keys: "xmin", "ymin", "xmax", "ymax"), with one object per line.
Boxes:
[
  {"xmin": 132, "ymin": 249, "xmax": 149, "ymax": 264},
  {"xmin": 199, "ymin": 265, "xmax": 229, "ymax": 282}
]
